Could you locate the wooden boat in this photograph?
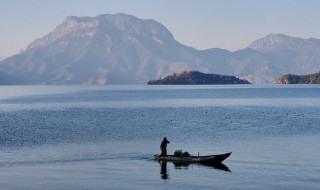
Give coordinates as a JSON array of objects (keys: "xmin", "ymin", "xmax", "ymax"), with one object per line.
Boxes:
[{"xmin": 154, "ymin": 152, "xmax": 231, "ymax": 164}]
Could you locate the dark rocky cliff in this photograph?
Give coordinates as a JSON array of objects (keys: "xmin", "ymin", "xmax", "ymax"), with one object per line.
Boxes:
[
  {"xmin": 148, "ymin": 71, "xmax": 251, "ymax": 85},
  {"xmin": 277, "ymin": 72, "xmax": 320, "ymax": 84}
]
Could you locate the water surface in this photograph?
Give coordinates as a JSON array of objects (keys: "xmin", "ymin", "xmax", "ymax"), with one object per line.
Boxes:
[{"xmin": 0, "ymin": 85, "xmax": 319, "ymax": 189}]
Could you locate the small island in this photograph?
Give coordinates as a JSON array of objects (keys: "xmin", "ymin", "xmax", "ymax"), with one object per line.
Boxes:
[
  {"xmin": 277, "ymin": 72, "xmax": 320, "ymax": 84},
  {"xmin": 147, "ymin": 71, "xmax": 251, "ymax": 85}
]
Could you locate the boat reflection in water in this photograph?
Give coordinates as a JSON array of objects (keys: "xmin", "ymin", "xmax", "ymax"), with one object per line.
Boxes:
[
  {"xmin": 160, "ymin": 161, "xmax": 169, "ymax": 180},
  {"xmin": 172, "ymin": 161, "xmax": 231, "ymax": 172},
  {"xmin": 158, "ymin": 160, "xmax": 231, "ymax": 180}
]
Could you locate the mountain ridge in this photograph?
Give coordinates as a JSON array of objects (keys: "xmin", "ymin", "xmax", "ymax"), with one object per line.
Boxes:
[
  {"xmin": 248, "ymin": 33, "xmax": 320, "ymax": 52},
  {"xmin": 1, "ymin": 14, "xmax": 320, "ymax": 85}
]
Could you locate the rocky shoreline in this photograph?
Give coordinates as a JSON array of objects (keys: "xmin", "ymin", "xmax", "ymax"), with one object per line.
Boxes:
[{"xmin": 277, "ymin": 72, "xmax": 320, "ymax": 84}]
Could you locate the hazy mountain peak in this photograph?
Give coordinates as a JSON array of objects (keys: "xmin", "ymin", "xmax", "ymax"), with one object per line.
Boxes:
[
  {"xmin": 248, "ymin": 34, "xmax": 294, "ymax": 52},
  {"xmin": 248, "ymin": 33, "xmax": 320, "ymax": 52},
  {"xmin": 27, "ymin": 16, "xmax": 99, "ymax": 49},
  {"xmin": 27, "ymin": 13, "xmax": 174, "ymax": 50}
]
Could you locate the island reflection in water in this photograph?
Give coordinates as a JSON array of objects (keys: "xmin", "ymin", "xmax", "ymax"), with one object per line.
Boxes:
[{"xmin": 158, "ymin": 161, "xmax": 231, "ymax": 180}]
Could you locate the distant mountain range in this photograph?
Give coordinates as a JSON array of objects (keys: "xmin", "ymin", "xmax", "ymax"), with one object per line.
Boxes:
[{"xmin": 0, "ymin": 13, "xmax": 320, "ymax": 85}]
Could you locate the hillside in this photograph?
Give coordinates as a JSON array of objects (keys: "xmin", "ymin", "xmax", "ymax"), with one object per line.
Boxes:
[
  {"xmin": 0, "ymin": 71, "xmax": 11, "ymax": 85},
  {"xmin": 148, "ymin": 71, "xmax": 251, "ymax": 85}
]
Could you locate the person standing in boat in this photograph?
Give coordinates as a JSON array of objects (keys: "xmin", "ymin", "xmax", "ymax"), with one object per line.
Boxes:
[{"xmin": 160, "ymin": 137, "xmax": 170, "ymax": 156}]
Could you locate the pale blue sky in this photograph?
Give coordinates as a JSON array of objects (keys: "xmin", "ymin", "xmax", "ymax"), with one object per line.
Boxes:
[{"xmin": 1, "ymin": 0, "xmax": 320, "ymax": 58}]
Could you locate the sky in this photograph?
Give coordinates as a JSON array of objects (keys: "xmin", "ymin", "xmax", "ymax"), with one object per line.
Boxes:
[{"xmin": 1, "ymin": 0, "xmax": 320, "ymax": 58}]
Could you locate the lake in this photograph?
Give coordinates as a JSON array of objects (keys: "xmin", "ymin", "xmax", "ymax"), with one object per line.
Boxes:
[{"xmin": 0, "ymin": 85, "xmax": 319, "ymax": 189}]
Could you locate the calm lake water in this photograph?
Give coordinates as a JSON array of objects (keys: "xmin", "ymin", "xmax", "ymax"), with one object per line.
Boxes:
[{"xmin": 0, "ymin": 85, "xmax": 320, "ymax": 189}]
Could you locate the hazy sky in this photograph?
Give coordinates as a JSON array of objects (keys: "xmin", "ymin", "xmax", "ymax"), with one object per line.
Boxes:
[{"xmin": 1, "ymin": 0, "xmax": 320, "ymax": 58}]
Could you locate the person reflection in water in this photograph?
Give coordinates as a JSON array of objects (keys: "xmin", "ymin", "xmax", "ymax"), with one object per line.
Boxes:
[
  {"xmin": 160, "ymin": 137, "xmax": 170, "ymax": 156},
  {"xmin": 160, "ymin": 161, "xmax": 169, "ymax": 180}
]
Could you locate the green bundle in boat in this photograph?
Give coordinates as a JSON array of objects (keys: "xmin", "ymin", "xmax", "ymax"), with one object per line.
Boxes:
[
  {"xmin": 173, "ymin": 150, "xmax": 190, "ymax": 157},
  {"xmin": 174, "ymin": 150, "xmax": 183, "ymax": 157},
  {"xmin": 182, "ymin": 151, "xmax": 190, "ymax": 157}
]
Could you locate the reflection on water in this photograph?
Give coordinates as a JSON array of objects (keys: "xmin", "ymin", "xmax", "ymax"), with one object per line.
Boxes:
[
  {"xmin": 158, "ymin": 160, "xmax": 231, "ymax": 180},
  {"xmin": 173, "ymin": 162, "xmax": 231, "ymax": 172},
  {"xmin": 160, "ymin": 161, "xmax": 169, "ymax": 180}
]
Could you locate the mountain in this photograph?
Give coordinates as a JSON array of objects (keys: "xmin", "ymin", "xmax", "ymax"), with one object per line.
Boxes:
[
  {"xmin": 1, "ymin": 14, "xmax": 320, "ymax": 85},
  {"xmin": 247, "ymin": 34, "xmax": 320, "ymax": 82},
  {"xmin": 248, "ymin": 33, "xmax": 320, "ymax": 52},
  {"xmin": 0, "ymin": 14, "xmax": 202, "ymax": 85},
  {"xmin": 277, "ymin": 72, "xmax": 320, "ymax": 84},
  {"xmin": 147, "ymin": 70, "xmax": 251, "ymax": 85}
]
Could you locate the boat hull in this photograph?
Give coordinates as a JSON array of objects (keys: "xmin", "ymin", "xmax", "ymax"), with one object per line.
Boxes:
[{"xmin": 154, "ymin": 152, "xmax": 231, "ymax": 164}]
